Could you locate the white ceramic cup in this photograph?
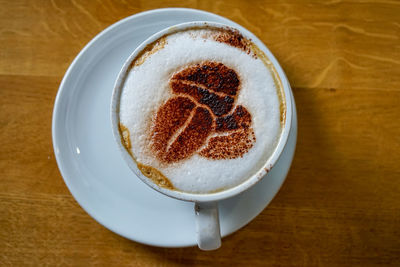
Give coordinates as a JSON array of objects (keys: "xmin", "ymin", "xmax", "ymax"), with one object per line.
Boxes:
[{"xmin": 111, "ymin": 21, "xmax": 293, "ymax": 250}]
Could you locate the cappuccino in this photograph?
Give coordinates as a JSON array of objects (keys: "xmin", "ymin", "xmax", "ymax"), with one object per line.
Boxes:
[{"xmin": 118, "ymin": 26, "xmax": 285, "ymax": 194}]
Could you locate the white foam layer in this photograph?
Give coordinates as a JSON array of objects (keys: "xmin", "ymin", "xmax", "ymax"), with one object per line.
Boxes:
[{"xmin": 119, "ymin": 28, "xmax": 282, "ymax": 193}]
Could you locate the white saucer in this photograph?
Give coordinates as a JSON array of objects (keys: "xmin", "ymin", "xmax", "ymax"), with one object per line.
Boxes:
[{"xmin": 52, "ymin": 8, "xmax": 297, "ymax": 248}]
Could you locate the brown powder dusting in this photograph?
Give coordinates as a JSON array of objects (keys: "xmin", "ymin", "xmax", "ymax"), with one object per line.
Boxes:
[
  {"xmin": 171, "ymin": 81, "xmax": 234, "ymax": 116},
  {"xmin": 172, "ymin": 62, "xmax": 240, "ymax": 96},
  {"xmin": 213, "ymin": 29, "xmax": 253, "ymax": 56},
  {"xmin": 215, "ymin": 105, "xmax": 251, "ymax": 132},
  {"xmin": 150, "ymin": 61, "xmax": 256, "ymax": 164},
  {"xmin": 199, "ymin": 130, "xmax": 256, "ymax": 160},
  {"xmin": 165, "ymin": 107, "xmax": 213, "ymax": 163},
  {"xmin": 151, "ymin": 97, "xmax": 195, "ymax": 160}
]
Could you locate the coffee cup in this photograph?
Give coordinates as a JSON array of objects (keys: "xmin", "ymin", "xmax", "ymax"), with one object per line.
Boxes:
[{"xmin": 111, "ymin": 21, "xmax": 292, "ymax": 250}]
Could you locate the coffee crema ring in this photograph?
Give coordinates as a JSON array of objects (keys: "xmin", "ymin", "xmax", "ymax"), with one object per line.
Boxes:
[{"xmin": 150, "ymin": 62, "xmax": 256, "ymax": 164}]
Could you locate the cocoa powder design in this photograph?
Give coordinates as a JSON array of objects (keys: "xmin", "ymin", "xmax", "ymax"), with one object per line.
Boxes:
[{"xmin": 150, "ymin": 62, "xmax": 255, "ymax": 163}]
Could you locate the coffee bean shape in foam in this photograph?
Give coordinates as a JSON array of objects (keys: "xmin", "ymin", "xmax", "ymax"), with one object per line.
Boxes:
[{"xmin": 151, "ymin": 62, "xmax": 255, "ymax": 163}]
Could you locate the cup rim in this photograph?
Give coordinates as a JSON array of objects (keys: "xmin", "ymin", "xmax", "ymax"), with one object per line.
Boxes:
[{"xmin": 111, "ymin": 21, "xmax": 292, "ymax": 202}]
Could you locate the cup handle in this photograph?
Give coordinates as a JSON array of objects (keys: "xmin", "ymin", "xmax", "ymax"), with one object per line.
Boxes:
[{"xmin": 195, "ymin": 201, "xmax": 221, "ymax": 250}]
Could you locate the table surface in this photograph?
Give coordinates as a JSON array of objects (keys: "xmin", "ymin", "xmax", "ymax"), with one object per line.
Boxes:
[{"xmin": 1, "ymin": 1, "xmax": 399, "ymax": 266}]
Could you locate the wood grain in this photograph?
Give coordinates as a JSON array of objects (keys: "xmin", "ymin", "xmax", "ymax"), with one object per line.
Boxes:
[{"xmin": 1, "ymin": 0, "xmax": 399, "ymax": 266}]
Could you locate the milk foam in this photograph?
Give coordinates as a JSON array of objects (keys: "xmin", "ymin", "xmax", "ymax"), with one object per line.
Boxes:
[{"xmin": 119, "ymin": 28, "xmax": 283, "ymax": 193}]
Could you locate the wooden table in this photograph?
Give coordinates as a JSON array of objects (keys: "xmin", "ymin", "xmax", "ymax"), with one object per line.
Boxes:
[{"xmin": 1, "ymin": 1, "xmax": 399, "ymax": 266}]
